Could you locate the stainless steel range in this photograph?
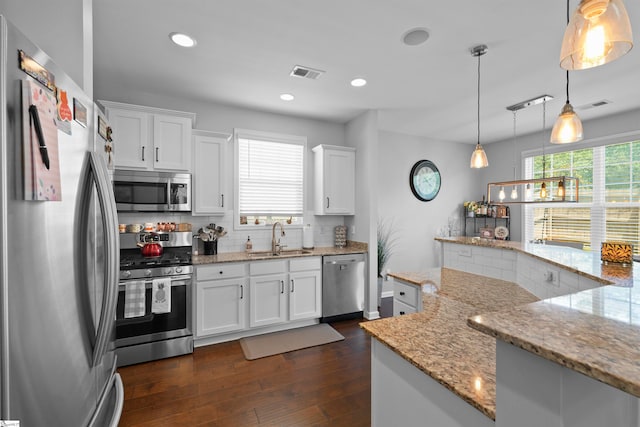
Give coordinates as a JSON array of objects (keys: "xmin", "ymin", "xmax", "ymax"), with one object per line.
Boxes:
[{"xmin": 116, "ymin": 231, "xmax": 193, "ymax": 366}]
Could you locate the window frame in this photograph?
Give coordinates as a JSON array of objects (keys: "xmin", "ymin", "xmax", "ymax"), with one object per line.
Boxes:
[
  {"xmin": 522, "ymin": 130, "xmax": 640, "ymax": 252},
  {"xmin": 233, "ymin": 128, "xmax": 307, "ymax": 231}
]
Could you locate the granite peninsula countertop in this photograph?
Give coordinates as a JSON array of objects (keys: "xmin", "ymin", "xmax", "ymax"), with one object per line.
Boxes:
[
  {"xmin": 435, "ymin": 236, "xmax": 637, "ymax": 287},
  {"xmin": 192, "ymin": 241, "xmax": 367, "ymax": 265},
  {"xmin": 437, "ymin": 237, "xmax": 640, "ymax": 400},
  {"xmin": 361, "ymin": 268, "xmax": 539, "ymax": 420}
]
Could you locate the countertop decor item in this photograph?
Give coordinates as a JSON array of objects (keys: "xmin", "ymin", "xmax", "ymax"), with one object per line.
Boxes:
[
  {"xmin": 409, "ymin": 159, "xmax": 441, "ymax": 201},
  {"xmin": 601, "ymin": 241, "xmax": 633, "ymax": 265},
  {"xmin": 334, "ymin": 225, "xmax": 347, "ymax": 248}
]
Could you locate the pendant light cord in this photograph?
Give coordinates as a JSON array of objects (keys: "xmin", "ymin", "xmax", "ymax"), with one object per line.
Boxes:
[
  {"xmin": 477, "ymin": 52, "xmax": 481, "ymax": 145},
  {"xmin": 542, "ymin": 101, "xmax": 547, "ymax": 179},
  {"xmin": 513, "ymin": 111, "xmax": 517, "ymax": 179},
  {"xmin": 566, "ymin": 0, "xmax": 571, "ymax": 105}
]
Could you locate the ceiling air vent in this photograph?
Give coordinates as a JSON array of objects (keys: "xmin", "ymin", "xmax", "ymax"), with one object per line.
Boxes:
[
  {"xmin": 577, "ymin": 100, "xmax": 612, "ymax": 110},
  {"xmin": 290, "ymin": 65, "xmax": 325, "ymax": 80}
]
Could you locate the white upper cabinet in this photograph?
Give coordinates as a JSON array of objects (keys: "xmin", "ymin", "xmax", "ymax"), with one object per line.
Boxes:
[
  {"xmin": 313, "ymin": 144, "xmax": 356, "ymax": 215},
  {"xmin": 153, "ymin": 114, "xmax": 192, "ymax": 170},
  {"xmin": 192, "ymin": 130, "xmax": 230, "ymax": 216},
  {"xmin": 100, "ymin": 101, "xmax": 195, "ymax": 172}
]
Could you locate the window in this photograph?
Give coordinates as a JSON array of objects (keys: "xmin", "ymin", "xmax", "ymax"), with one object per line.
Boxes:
[
  {"xmin": 524, "ymin": 139, "xmax": 640, "ymax": 254},
  {"xmin": 234, "ymin": 129, "xmax": 306, "ymax": 228}
]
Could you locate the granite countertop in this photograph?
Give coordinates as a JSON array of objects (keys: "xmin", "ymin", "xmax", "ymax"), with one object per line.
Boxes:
[
  {"xmin": 437, "ymin": 237, "xmax": 640, "ymax": 400},
  {"xmin": 193, "ymin": 241, "xmax": 367, "ymax": 265},
  {"xmin": 361, "ymin": 268, "xmax": 539, "ymax": 420},
  {"xmin": 387, "ymin": 269, "xmax": 441, "ymax": 288},
  {"xmin": 435, "ymin": 236, "xmax": 637, "ymax": 287},
  {"xmin": 468, "ymin": 284, "xmax": 640, "ymax": 398}
]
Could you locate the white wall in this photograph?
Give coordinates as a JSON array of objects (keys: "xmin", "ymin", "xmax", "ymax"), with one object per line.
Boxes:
[
  {"xmin": 0, "ymin": 0, "xmax": 91, "ymax": 91},
  {"xmin": 345, "ymin": 110, "xmax": 379, "ymax": 319},
  {"xmin": 481, "ymin": 105, "xmax": 640, "ymax": 242},
  {"xmin": 378, "ymin": 130, "xmax": 480, "ymax": 275}
]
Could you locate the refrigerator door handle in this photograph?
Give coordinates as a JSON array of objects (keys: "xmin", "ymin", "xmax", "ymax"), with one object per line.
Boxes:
[{"xmin": 88, "ymin": 152, "xmax": 119, "ymax": 367}]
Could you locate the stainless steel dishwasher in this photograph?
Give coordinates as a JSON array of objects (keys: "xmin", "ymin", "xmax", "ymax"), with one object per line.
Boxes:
[{"xmin": 321, "ymin": 253, "xmax": 366, "ymax": 322}]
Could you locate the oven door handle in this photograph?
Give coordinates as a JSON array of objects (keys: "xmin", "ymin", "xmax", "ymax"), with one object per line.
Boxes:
[
  {"xmin": 118, "ymin": 275, "xmax": 193, "ymax": 289},
  {"xmin": 116, "ymin": 314, "xmax": 155, "ymax": 326}
]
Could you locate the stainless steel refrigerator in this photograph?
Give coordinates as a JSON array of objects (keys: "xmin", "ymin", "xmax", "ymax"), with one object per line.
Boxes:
[{"xmin": 0, "ymin": 15, "xmax": 123, "ymax": 426}]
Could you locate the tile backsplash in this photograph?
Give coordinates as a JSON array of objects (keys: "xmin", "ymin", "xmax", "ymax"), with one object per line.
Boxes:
[{"xmin": 117, "ymin": 210, "xmax": 346, "ymax": 254}]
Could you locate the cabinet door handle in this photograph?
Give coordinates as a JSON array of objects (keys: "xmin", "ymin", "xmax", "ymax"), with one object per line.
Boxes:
[
  {"xmin": 240, "ymin": 284, "xmax": 244, "ymax": 299},
  {"xmin": 141, "ymin": 146, "xmax": 145, "ymax": 161},
  {"xmin": 219, "ymin": 271, "xmax": 223, "ymax": 275},
  {"xmin": 155, "ymin": 147, "xmax": 159, "ymax": 162},
  {"xmin": 221, "ymin": 194, "xmax": 224, "ymax": 208},
  {"xmin": 326, "ymin": 197, "xmax": 330, "ymax": 209},
  {"xmin": 280, "ymin": 280, "xmax": 284, "ymax": 294},
  {"xmin": 399, "ymin": 291, "xmax": 405, "ymax": 296},
  {"xmin": 291, "ymin": 279, "xmax": 295, "ymax": 292},
  {"xmin": 400, "ymin": 311, "xmax": 405, "ymax": 315}
]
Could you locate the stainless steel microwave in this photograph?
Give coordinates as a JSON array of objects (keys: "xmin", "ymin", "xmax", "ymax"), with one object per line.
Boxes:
[{"xmin": 113, "ymin": 170, "xmax": 191, "ymax": 212}]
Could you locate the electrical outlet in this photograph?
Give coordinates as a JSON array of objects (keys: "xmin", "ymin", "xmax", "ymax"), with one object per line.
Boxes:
[
  {"xmin": 350, "ymin": 226, "xmax": 356, "ymax": 235},
  {"xmin": 544, "ymin": 269, "xmax": 560, "ymax": 286}
]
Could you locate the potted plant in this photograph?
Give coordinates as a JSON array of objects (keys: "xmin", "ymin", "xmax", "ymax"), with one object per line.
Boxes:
[{"xmin": 377, "ymin": 219, "xmax": 397, "ymax": 306}]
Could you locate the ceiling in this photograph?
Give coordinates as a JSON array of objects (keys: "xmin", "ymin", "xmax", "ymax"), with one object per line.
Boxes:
[{"xmin": 93, "ymin": 0, "xmax": 640, "ymax": 145}]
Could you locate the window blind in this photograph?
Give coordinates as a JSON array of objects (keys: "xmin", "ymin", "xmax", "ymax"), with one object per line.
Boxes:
[
  {"xmin": 237, "ymin": 136, "xmax": 304, "ymax": 216},
  {"xmin": 524, "ymin": 140, "xmax": 640, "ymax": 254}
]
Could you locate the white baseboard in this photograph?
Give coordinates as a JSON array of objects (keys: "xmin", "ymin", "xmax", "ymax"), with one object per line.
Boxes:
[
  {"xmin": 194, "ymin": 318, "xmax": 318, "ymax": 348},
  {"xmin": 381, "ymin": 291, "xmax": 394, "ymax": 298},
  {"xmin": 365, "ymin": 310, "xmax": 380, "ymax": 320}
]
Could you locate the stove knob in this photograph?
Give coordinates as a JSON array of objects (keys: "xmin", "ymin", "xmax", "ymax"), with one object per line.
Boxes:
[
  {"xmin": 163, "ymin": 267, "xmax": 173, "ymax": 276},
  {"xmin": 176, "ymin": 267, "xmax": 183, "ymax": 274},
  {"xmin": 122, "ymin": 270, "xmax": 131, "ymax": 279},
  {"xmin": 145, "ymin": 269, "xmax": 152, "ymax": 277}
]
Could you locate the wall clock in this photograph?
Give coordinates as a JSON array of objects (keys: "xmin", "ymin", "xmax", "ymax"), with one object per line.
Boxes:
[{"xmin": 409, "ymin": 160, "xmax": 441, "ymax": 201}]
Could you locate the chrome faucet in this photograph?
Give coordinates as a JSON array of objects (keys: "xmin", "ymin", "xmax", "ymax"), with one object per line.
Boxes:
[{"xmin": 272, "ymin": 222, "xmax": 286, "ymax": 254}]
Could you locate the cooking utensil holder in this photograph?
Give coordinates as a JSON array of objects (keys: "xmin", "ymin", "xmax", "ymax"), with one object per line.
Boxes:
[{"xmin": 204, "ymin": 240, "xmax": 218, "ymax": 255}]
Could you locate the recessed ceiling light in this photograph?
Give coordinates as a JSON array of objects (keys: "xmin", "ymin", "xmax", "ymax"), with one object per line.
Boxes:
[
  {"xmin": 350, "ymin": 78, "xmax": 367, "ymax": 87},
  {"xmin": 401, "ymin": 28, "xmax": 430, "ymax": 46},
  {"xmin": 280, "ymin": 93, "xmax": 295, "ymax": 101},
  {"xmin": 169, "ymin": 32, "xmax": 197, "ymax": 48}
]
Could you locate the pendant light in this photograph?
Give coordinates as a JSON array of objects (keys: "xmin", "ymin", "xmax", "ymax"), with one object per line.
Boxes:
[
  {"xmin": 487, "ymin": 95, "xmax": 579, "ymax": 205},
  {"xmin": 470, "ymin": 45, "xmax": 489, "ymax": 169},
  {"xmin": 560, "ymin": 0, "xmax": 633, "ymax": 71},
  {"xmin": 552, "ymin": 0, "xmax": 584, "ymax": 144}
]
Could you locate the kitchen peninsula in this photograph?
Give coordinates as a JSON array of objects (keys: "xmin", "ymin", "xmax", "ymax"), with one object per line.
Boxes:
[{"xmin": 362, "ymin": 237, "xmax": 640, "ymax": 427}]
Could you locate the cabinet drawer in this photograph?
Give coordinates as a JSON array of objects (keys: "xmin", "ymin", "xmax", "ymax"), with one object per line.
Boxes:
[
  {"xmin": 197, "ymin": 263, "xmax": 246, "ymax": 281},
  {"xmin": 393, "ymin": 300, "xmax": 416, "ymax": 317},
  {"xmin": 250, "ymin": 260, "xmax": 287, "ymax": 276},
  {"xmin": 289, "ymin": 257, "xmax": 321, "ymax": 272},
  {"xmin": 393, "ymin": 281, "xmax": 419, "ymax": 308}
]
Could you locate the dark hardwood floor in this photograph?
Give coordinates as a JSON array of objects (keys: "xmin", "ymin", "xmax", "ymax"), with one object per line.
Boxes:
[{"xmin": 118, "ymin": 298, "xmax": 393, "ymax": 426}]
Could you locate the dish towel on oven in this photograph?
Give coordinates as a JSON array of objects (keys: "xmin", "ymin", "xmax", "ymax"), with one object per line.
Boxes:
[
  {"xmin": 152, "ymin": 277, "xmax": 171, "ymax": 314},
  {"xmin": 124, "ymin": 281, "xmax": 146, "ymax": 318}
]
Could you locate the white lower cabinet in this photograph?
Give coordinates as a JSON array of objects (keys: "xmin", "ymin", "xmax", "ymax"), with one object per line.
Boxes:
[
  {"xmin": 249, "ymin": 273, "xmax": 287, "ymax": 327},
  {"xmin": 393, "ymin": 280, "xmax": 423, "ymax": 316},
  {"xmin": 196, "ymin": 277, "xmax": 246, "ymax": 336},
  {"xmin": 289, "ymin": 270, "xmax": 322, "ymax": 321},
  {"xmin": 195, "ymin": 257, "xmax": 322, "ymax": 341}
]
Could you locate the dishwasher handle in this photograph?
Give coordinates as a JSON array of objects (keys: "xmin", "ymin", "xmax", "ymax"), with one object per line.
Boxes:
[{"xmin": 327, "ymin": 259, "xmax": 360, "ymax": 265}]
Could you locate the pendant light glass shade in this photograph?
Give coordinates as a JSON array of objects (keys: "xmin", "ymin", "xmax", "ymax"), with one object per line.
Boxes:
[
  {"xmin": 550, "ymin": 101, "xmax": 584, "ymax": 143},
  {"xmin": 560, "ymin": 0, "xmax": 633, "ymax": 70},
  {"xmin": 470, "ymin": 45, "xmax": 489, "ymax": 169},
  {"xmin": 470, "ymin": 143, "xmax": 489, "ymax": 168}
]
